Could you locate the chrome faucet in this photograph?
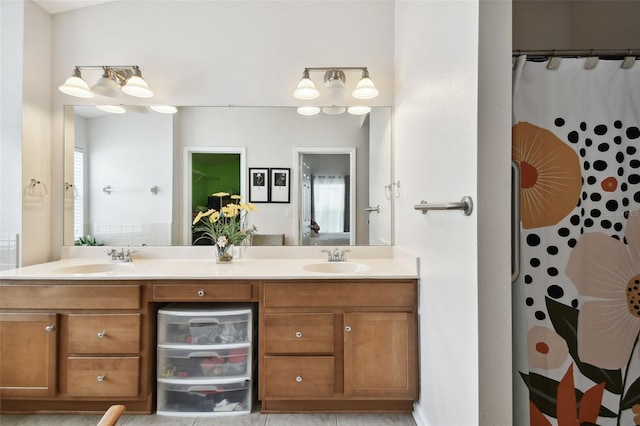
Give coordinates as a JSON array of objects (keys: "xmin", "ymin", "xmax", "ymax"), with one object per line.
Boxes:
[
  {"xmin": 106, "ymin": 248, "xmax": 135, "ymax": 262},
  {"xmin": 322, "ymin": 248, "xmax": 350, "ymax": 262}
]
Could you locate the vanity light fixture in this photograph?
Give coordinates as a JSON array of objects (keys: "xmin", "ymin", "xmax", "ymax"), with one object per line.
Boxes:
[
  {"xmin": 96, "ymin": 105, "xmax": 126, "ymax": 114},
  {"xmin": 58, "ymin": 67, "xmax": 94, "ymax": 98},
  {"xmin": 150, "ymin": 105, "xmax": 178, "ymax": 114},
  {"xmin": 322, "ymin": 106, "xmax": 347, "ymax": 115},
  {"xmin": 59, "ymin": 65, "xmax": 154, "ymax": 99},
  {"xmin": 352, "ymin": 68, "xmax": 379, "ymax": 99},
  {"xmin": 293, "ymin": 69, "xmax": 320, "ymax": 100},
  {"xmin": 297, "ymin": 106, "xmax": 321, "ymax": 116},
  {"xmin": 347, "ymin": 106, "xmax": 371, "ymax": 115},
  {"xmin": 293, "ymin": 67, "xmax": 379, "ymax": 100}
]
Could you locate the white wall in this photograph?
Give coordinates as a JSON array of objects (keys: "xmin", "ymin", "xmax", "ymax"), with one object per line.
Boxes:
[
  {"xmin": 83, "ymin": 113, "xmax": 173, "ymax": 245},
  {"xmin": 394, "ymin": 1, "xmax": 480, "ymax": 424},
  {"xmin": 48, "ymin": 0, "xmax": 395, "ymax": 254},
  {"xmin": 0, "ymin": 0, "xmax": 25, "ymax": 269},
  {"xmin": 21, "ymin": 0, "xmax": 52, "ymax": 266}
]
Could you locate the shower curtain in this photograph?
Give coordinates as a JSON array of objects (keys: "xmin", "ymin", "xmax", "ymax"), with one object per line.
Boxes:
[{"xmin": 512, "ymin": 56, "xmax": 640, "ymax": 426}]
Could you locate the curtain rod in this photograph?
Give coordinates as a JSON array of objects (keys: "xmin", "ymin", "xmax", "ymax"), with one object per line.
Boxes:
[{"xmin": 513, "ymin": 49, "xmax": 640, "ymax": 58}]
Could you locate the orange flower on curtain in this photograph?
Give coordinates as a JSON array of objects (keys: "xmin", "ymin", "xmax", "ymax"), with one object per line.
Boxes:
[
  {"xmin": 565, "ymin": 210, "xmax": 640, "ymax": 370},
  {"xmin": 530, "ymin": 364, "xmax": 605, "ymax": 426},
  {"xmin": 512, "ymin": 122, "xmax": 582, "ymax": 229}
]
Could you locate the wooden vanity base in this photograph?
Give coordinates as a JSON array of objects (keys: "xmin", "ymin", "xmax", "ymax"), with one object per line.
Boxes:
[{"xmin": 1, "ymin": 278, "xmax": 417, "ymax": 415}]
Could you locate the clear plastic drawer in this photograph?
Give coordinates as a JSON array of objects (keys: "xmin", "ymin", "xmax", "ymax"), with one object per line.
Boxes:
[
  {"xmin": 158, "ymin": 305, "xmax": 252, "ymax": 346},
  {"xmin": 158, "ymin": 346, "xmax": 251, "ymax": 380},
  {"xmin": 157, "ymin": 380, "xmax": 252, "ymax": 416}
]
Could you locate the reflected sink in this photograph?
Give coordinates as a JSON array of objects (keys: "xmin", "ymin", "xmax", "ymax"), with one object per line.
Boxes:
[
  {"xmin": 303, "ymin": 262, "xmax": 370, "ymax": 274},
  {"xmin": 55, "ymin": 263, "xmax": 134, "ymax": 275}
]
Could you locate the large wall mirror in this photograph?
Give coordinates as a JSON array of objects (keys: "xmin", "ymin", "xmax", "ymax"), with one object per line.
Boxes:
[{"xmin": 63, "ymin": 106, "xmax": 393, "ymax": 247}]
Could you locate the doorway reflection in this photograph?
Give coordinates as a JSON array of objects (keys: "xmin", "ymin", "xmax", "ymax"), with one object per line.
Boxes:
[{"xmin": 301, "ymin": 153, "xmax": 352, "ymax": 246}]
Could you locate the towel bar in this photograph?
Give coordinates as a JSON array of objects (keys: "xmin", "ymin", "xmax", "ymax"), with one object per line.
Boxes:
[{"xmin": 414, "ymin": 196, "xmax": 473, "ymax": 216}]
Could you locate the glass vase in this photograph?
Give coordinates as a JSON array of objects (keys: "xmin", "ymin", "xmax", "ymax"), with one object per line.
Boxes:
[{"xmin": 215, "ymin": 244, "xmax": 234, "ymax": 264}]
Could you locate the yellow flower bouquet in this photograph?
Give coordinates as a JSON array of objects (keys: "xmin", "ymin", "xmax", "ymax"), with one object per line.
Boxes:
[{"xmin": 192, "ymin": 192, "xmax": 257, "ymax": 263}]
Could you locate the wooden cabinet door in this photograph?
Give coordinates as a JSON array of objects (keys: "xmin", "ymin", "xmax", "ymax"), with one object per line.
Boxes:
[
  {"xmin": 0, "ymin": 313, "xmax": 58, "ymax": 397},
  {"xmin": 343, "ymin": 312, "xmax": 417, "ymax": 398}
]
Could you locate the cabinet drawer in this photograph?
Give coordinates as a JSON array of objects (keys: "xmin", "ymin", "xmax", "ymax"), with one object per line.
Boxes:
[
  {"xmin": 263, "ymin": 281, "xmax": 416, "ymax": 308},
  {"xmin": 263, "ymin": 356, "xmax": 334, "ymax": 397},
  {"xmin": 264, "ymin": 313, "xmax": 334, "ymax": 354},
  {"xmin": 68, "ymin": 314, "xmax": 140, "ymax": 354},
  {"xmin": 0, "ymin": 284, "xmax": 140, "ymax": 309},
  {"xmin": 67, "ymin": 357, "xmax": 139, "ymax": 397},
  {"xmin": 154, "ymin": 283, "xmax": 252, "ymax": 302}
]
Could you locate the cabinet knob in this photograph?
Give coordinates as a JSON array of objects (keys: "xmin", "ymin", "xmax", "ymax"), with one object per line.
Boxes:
[
  {"xmin": 97, "ymin": 375, "xmax": 105, "ymax": 383},
  {"xmin": 44, "ymin": 325, "xmax": 55, "ymax": 332},
  {"xmin": 97, "ymin": 331, "xmax": 106, "ymax": 339},
  {"xmin": 295, "ymin": 375, "xmax": 303, "ymax": 383},
  {"xmin": 295, "ymin": 331, "xmax": 303, "ymax": 338},
  {"xmin": 344, "ymin": 325, "xmax": 352, "ymax": 332},
  {"xmin": 197, "ymin": 289, "xmax": 205, "ymax": 297}
]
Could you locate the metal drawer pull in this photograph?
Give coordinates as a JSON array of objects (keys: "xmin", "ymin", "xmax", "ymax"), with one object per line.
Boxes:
[
  {"xmin": 295, "ymin": 376, "xmax": 303, "ymax": 383},
  {"xmin": 295, "ymin": 331, "xmax": 303, "ymax": 338},
  {"xmin": 345, "ymin": 325, "xmax": 352, "ymax": 332},
  {"xmin": 197, "ymin": 290, "xmax": 205, "ymax": 297},
  {"xmin": 97, "ymin": 375, "xmax": 105, "ymax": 383},
  {"xmin": 97, "ymin": 331, "xmax": 106, "ymax": 339},
  {"xmin": 44, "ymin": 325, "xmax": 55, "ymax": 332},
  {"xmin": 414, "ymin": 196, "xmax": 473, "ymax": 216}
]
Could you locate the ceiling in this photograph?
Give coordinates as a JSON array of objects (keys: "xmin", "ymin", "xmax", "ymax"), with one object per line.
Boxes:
[{"xmin": 33, "ymin": 0, "xmax": 115, "ymax": 15}]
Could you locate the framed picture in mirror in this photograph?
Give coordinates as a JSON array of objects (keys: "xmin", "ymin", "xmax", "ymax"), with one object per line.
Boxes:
[
  {"xmin": 249, "ymin": 168, "xmax": 269, "ymax": 203},
  {"xmin": 270, "ymin": 168, "xmax": 290, "ymax": 203}
]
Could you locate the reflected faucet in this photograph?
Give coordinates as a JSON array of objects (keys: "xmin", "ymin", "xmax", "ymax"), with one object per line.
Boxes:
[
  {"xmin": 106, "ymin": 248, "xmax": 135, "ymax": 263},
  {"xmin": 321, "ymin": 247, "xmax": 349, "ymax": 262}
]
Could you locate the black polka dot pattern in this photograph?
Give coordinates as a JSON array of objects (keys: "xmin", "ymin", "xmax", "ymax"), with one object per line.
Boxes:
[{"xmin": 519, "ymin": 116, "xmax": 640, "ymax": 327}]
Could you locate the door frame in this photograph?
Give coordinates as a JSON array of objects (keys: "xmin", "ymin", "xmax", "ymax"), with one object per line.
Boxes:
[{"xmin": 292, "ymin": 147, "xmax": 356, "ymax": 245}]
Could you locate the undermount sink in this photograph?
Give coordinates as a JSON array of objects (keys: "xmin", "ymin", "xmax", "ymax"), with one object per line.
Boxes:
[
  {"xmin": 303, "ymin": 262, "xmax": 370, "ymax": 274},
  {"xmin": 54, "ymin": 263, "xmax": 134, "ymax": 275}
]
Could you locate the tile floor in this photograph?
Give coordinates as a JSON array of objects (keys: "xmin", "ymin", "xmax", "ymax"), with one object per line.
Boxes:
[{"xmin": 0, "ymin": 410, "xmax": 417, "ymax": 425}]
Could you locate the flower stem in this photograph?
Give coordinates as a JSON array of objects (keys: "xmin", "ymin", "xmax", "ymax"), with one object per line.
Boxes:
[{"xmin": 618, "ymin": 332, "xmax": 640, "ymax": 426}]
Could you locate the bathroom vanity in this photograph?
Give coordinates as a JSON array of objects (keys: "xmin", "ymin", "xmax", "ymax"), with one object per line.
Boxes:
[{"xmin": 0, "ymin": 248, "xmax": 418, "ymax": 415}]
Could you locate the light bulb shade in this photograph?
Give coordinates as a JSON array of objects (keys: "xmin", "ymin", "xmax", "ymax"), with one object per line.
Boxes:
[
  {"xmin": 294, "ymin": 78, "xmax": 320, "ymax": 100},
  {"xmin": 352, "ymin": 77, "xmax": 379, "ymax": 99},
  {"xmin": 297, "ymin": 106, "xmax": 320, "ymax": 116},
  {"xmin": 322, "ymin": 106, "xmax": 346, "ymax": 115},
  {"xmin": 91, "ymin": 74, "xmax": 123, "ymax": 98},
  {"xmin": 150, "ymin": 105, "xmax": 178, "ymax": 114},
  {"xmin": 347, "ymin": 106, "xmax": 371, "ymax": 115},
  {"xmin": 96, "ymin": 105, "xmax": 126, "ymax": 114},
  {"xmin": 324, "ymin": 69, "xmax": 347, "ymax": 99},
  {"xmin": 122, "ymin": 75, "xmax": 154, "ymax": 98},
  {"xmin": 126, "ymin": 105, "xmax": 151, "ymax": 113},
  {"xmin": 58, "ymin": 69, "xmax": 94, "ymax": 98}
]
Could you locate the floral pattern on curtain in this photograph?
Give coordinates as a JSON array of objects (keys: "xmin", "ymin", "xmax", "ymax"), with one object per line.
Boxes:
[{"xmin": 512, "ymin": 56, "xmax": 640, "ymax": 426}]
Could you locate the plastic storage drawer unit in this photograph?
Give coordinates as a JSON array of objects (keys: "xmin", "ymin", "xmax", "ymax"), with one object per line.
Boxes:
[
  {"xmin": 158, "ymin": 346, "xmax": 250, "ymax": 379},
  {"xmin": 157, "ymin": 380, "xmax": 252, "ymax": 414},
  {"xmin": 157, "ymin": 304, "xmax": 254, "ymax": 417}
]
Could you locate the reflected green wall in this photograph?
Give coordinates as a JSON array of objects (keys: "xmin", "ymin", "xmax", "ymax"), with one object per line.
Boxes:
[{"xmin": 192, "ymin": 153, "xmax": 240, "ymax": 211}]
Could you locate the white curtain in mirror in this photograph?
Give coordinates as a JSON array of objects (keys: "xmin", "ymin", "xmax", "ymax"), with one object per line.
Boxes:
[{"xmin": 313, "ymin": 176, "xmax": 346, "ymax": 233}]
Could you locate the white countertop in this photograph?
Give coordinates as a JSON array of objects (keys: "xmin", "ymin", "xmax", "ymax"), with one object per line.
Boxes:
[{"xmin": 0, "ymin": 246, "xmax": 419, "ymax": 280}]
